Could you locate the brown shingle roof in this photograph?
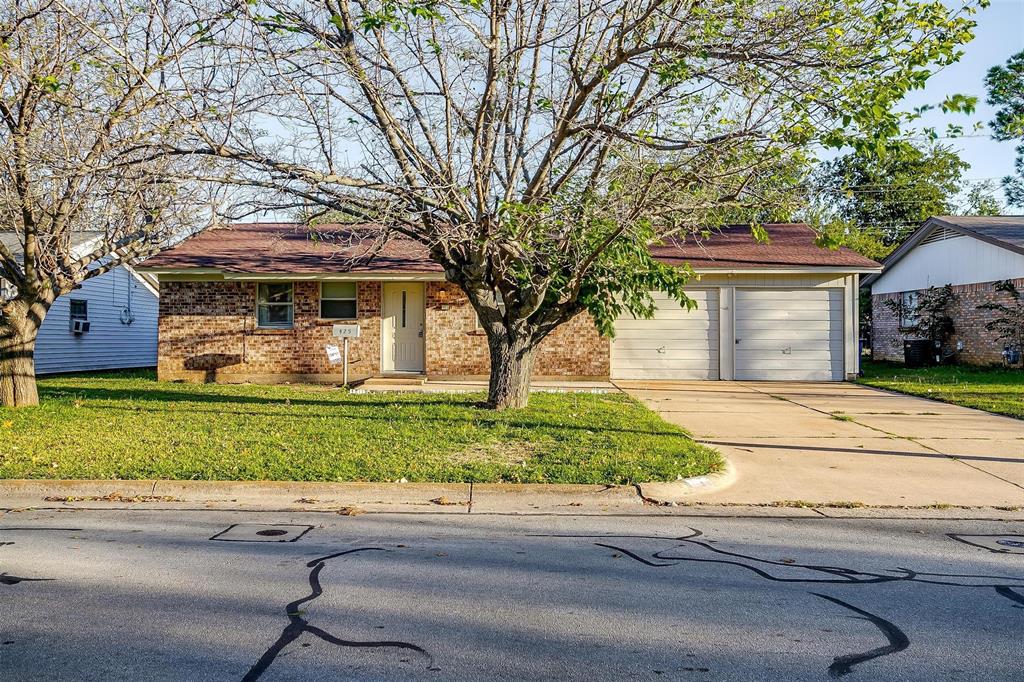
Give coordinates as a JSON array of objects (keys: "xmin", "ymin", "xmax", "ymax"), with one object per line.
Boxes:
[
  {"xmin": 651, "ymin": 223, "xmax": 879, "ymax": 270},
  {"xmin": 141, "ymin": 223, "xmax": 443, "ymax": 274},
  {"xmin": 141, "ymin": 221, "xmax": 879, "ymax": 274}
]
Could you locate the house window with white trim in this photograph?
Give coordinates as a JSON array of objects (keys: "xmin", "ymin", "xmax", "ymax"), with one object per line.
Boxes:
[
  {"xmin": 320, "ymin": 282, "xmax": 358, "ymax": 319},
  {"xmin": 899, "ymin": 291, "xmax": 919, "ymax": 329},
  {"xmin": 256, "ymin": 283, "xmax": 294, "ymax": 328},
  {"xmin": 69, "ymin": 298, "xmax": 88, "ymax": 321}
]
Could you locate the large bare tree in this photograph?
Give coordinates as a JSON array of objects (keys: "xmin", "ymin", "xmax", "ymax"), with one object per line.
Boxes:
[
  {"xmin": 0, "ymin": 0, "xmax": 222, "ymax": 407},
  {"xmin": 189, "ymin": 0, "xmax": 978, "ymax": 408}
]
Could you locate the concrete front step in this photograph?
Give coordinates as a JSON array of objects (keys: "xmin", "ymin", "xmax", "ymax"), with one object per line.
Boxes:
[{"xmin": 361, "ymin": 374, "xmax": 428, "ymax": 387}]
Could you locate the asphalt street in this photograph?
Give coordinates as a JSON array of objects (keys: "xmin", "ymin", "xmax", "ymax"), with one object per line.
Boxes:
[{"xmin": 1, "ymin": 509, "xmax": 1022, "ymax": 681}]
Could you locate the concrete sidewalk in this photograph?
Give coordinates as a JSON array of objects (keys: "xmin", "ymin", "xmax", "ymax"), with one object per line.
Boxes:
[{"xmin": 618, "ymin": 380, "xmax": 1024, "ymax": 508}]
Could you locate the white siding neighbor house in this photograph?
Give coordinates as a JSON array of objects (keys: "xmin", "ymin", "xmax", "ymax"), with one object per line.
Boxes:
[
  {"xmin": 865, "ymin": 216, "xmax": 1024, "ymax": 366},
  {"xmin": 1, "ymin": 233, "xmax": 159, "ymax": 374}
]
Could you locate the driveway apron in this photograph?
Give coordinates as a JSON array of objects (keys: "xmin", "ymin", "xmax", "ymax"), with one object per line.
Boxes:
[{"xmin": 617, "ymin": 381, "xmax": 1024, "ymax": 507}]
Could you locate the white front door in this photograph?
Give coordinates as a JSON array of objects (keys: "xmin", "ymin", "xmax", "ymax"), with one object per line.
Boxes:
[{"xmin": 381, "ymin": 282, "xmax": 425, "ymax": 372}]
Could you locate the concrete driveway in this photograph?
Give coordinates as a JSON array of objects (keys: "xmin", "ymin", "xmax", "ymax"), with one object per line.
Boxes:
[{"xmin": 617, "ymin": 381, "xmax": 1024, "ymax": 507}]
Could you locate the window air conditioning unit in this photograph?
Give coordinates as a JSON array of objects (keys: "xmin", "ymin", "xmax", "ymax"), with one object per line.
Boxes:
[{"xmin": 70, "ymin": 319, "xmax": 90, "ymax": 334}]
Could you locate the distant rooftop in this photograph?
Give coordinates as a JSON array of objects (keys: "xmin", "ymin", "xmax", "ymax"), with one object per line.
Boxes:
[{"xmin": 927, "ymin": 216, "xmax": 1024, "ymax": 253}]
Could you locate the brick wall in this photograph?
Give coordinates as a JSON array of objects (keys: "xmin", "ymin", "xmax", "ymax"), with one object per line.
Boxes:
[
  {"xmin": 158, "ymin": 279, "xmax": 610, "ymax": 382},
  {"xmin": 871, "ymin": 277, "xmax": 1024, "ymax": 365},
  {"xmin": 424, "ymin": 282, "xmax": 610, "ymax": 378},
  {"xmin": 158, "ymin": 280, "xmax": 381, "ymax": 382}
]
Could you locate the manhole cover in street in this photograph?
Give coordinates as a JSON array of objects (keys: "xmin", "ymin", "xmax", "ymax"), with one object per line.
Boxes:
[
  {"xmin": 949, "ymin": 534, "xmax": 1024, "ymax": 555},
  {"xmin": 210, "ymin": 524, "xmax": 313, "ymax": 543}
]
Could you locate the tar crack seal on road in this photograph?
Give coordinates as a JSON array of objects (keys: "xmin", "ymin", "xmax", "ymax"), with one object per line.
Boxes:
[
  {"xmin": 537, "ymin": 528, "xmax": 1024, "ymax": 678},
  {"xmin": 242, "ymin": 547, "xmax": 435, "ymax": 681},
  {"xmin": 812, "ymin": 593, "xmax": 910, "ymax": 678}
]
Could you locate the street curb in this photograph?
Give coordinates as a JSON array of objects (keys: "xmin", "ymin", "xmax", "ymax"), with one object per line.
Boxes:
[
  {"xmin": 0, "ymin": 479, "xmax": 642, "ymax": 512},
  {"xmin": 635, "ymin": 458, "xmax": 738, "ymax": 505}
]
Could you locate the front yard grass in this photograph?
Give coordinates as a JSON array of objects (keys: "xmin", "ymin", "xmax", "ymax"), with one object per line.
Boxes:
[
  {"xmin": 0, "ymin": 371, "xmax": 722, "ymax": 484},
  {"xmin": 858, "ymin": 360, "xmax": 1024, "ymax": 420}
]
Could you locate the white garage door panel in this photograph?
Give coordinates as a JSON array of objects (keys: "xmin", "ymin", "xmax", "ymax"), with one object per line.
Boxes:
[
  {"xmin": 613, "ymin": 357, "xmax": 721, "ymax": 370},
  {"xmin": 735, "ymin": 288, "xmax": 844, "ymax": 381},
  {"xmin": 737, "ymin": 323, "xmax": 842, "ymax": 336},
  {"xmin": 614, "ymin": 320, "xmax": 716, "ymax": 332},
  {"xmin": 612, "ymin": 289, "xmax": 720, "ymax": 380},
  {"xmin": 614, "ymin": 340, "xmax": 717, "ymax": 353}
]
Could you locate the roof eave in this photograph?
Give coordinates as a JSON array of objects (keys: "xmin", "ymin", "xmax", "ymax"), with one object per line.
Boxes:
[{"xmin": 138, "ymin": 267, "xmax": 447, "ymax": 281}]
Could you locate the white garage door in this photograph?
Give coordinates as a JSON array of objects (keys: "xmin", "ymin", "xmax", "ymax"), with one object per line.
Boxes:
[
  {"xmin": 612, "ymin": 290, "xmax": 719, "ymax": 380},
  {"xmin": 734, "ymin": 288, "xmax": 844, "ymax": 381}
]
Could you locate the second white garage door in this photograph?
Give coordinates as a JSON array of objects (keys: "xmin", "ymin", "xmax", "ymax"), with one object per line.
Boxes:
[
  {"xmin": 734, "ymin": 288, "xmax": 844, "ymax": 381},
  {"xmin": 611, "ymin": 289, "xmax": 719, "ymax": 380}
]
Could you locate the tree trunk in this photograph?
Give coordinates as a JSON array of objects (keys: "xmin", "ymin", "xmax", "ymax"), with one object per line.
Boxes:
[
  {"xmin": 485, "ymin": 331, "xmax": 536, "ymax": 410},
  {"xmin": 0, "ymin": 317, "xmax": 41, "ymax": 408}
]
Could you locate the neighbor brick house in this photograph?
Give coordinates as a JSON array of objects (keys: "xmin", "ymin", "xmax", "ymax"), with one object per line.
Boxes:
[
  {"xmin": 138, "ymin": 223, "xmax": 879, "ymax": 383},
  {"xmin": 866, "ymin": 216, "xmax": 1024, "ymax": 365}
]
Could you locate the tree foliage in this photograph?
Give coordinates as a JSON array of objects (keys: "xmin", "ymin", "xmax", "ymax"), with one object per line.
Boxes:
[
  {"xmin": 985, "ymin": 50, "xmax": 1024, "ymax": 207},
  {"xmin": 812, "ymin": 141, "xmax": 970, "ymax": 249},
  {"xmin": 182, "ymin": 0, "xmax": 981, "ymax": 408}
]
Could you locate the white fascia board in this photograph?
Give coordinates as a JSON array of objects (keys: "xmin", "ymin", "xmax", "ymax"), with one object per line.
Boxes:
[
  {"xmin": 691, "ymin": 266, "xmax": 881, "ymax": 275},
  {"xmin": 135, "ymin": 267, "xmax": 223, "ymax": 275}
]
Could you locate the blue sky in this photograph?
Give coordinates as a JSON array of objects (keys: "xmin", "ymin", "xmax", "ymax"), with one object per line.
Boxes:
[{"xmin": 904, "ymin": 0, "xmax": 1024, "ymax": 202}]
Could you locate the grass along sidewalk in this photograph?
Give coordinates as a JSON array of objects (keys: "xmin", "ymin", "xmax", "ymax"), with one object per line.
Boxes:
[
  {"xmin": 858, "ymin": 360, "xmax": 1024, "ymax": 420},
  {"xmin": 0, "ymin": 371, "xmax": 721, "ymax": 484}
]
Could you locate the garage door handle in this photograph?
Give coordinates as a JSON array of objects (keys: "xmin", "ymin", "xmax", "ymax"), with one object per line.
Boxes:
[
  {"xmin": 735, "ymin": 338, "xmax": 741, "ymax": 344},
  {"xmin": 781, "ymin": 347, "xmax": 792, "ymax": 354},
  {"xmin": 656, "ymin": 346, "xmax": 666, "ymax": 354}
]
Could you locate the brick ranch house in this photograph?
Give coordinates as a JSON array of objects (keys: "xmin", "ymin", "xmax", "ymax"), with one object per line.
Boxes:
[
  {"xmin": 865, "ymin": 216, "xmax": 1024, "ymax": 365},
  {"xmin": 137, "ymin": 223, "xmax": 880, "ymax": 384}
]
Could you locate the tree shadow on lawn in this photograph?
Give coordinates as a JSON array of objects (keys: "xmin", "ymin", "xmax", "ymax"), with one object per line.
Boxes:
[
  {"xmin": 38, "ymin": 384, "xmax": 480, "ymax": 409},
  {"xmin": 36, "ymin": 386, "xmax": 689, "ymax": 439},
  {"xmin": 77, "ymin": 402, "xmax": 687, "ymax": 439}
]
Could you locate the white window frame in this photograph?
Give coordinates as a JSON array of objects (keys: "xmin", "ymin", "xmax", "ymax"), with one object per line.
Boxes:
[
  {"xmin": 69, "ymin": 298, "xmax": 89, "ymax": 321},
  {"xmin": 899, "ymin": 291, "xmax": 919, "ymax": 329},
  {"xmin": 256, "ymin": 283, "xmax": 294, "ymax": 329},
  {"xmin": 319, "ymin": 282, "xmax": 359, "ymax": 320}
]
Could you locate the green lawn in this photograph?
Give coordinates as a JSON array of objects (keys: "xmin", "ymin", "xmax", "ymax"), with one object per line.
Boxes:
[
  {"xmin": 0, "ymin": 371, "xmax": 721, "ymax": 484},
  {"xmin": 858, "ymin": 360, "xmax": 1024, "ymax": 420}
]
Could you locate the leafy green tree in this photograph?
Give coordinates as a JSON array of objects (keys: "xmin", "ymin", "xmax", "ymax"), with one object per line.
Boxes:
[
  {"xmin": 812, "ymin": 141, "xmax": 970, "ymax": 249},
  {"xmin": 965, "ymin": 182, "xmax": 1004, "ymax": 215},
  {"xmin": 191, "ymin": 0, "xmax": 982, "ymax": 408},
  {"xmin": 985, "ymin": 51, "xmax": 1024, "ymax": 207}
]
